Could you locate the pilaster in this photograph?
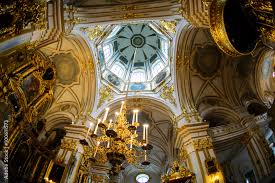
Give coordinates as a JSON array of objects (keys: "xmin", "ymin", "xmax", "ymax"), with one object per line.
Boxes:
[
  {"xmin": 176, "ymin": 122, "xmax": 224, "ymax": 183},
  {"xmin": 241, "ymin": 116, "xmax": 273, "ymax": 180}
]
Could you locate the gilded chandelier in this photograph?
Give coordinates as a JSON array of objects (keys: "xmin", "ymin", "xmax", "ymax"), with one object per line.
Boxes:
[{"xmin": 80, "ymin": 101, "xmax": 152, "ymax": 174}]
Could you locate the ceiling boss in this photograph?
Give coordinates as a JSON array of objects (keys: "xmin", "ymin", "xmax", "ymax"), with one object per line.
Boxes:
[{"xmin": 80, "ymin": 101, "xmax": 152, "ymax": 175}]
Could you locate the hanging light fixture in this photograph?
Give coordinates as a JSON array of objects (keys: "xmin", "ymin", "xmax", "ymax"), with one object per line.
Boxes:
[{"xmin": 80, "ymin": 102, "xmax": 153, "ymax": 174}]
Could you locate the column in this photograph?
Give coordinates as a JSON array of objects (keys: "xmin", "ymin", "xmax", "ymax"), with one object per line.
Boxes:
[
  {"xmin": 67, "ymin": 145, "xmax": 83, "ymax": 183},
  {"xmin": 176, "ymin": 122, "xmax": 225, "ymax": 183},
  {"xmin": 242, "ymin": 125, "xmax": 273, "ymax": 180}
]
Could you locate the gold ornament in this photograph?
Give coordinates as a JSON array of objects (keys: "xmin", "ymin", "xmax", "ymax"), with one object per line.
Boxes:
[
  {"xmin": 80, "ymin": 26, "xmax": 106, "ymax": 41},
  {"xmin": 98, "ymin": 85, "xmax": 113, "ymax": 108},
  {"xmin": 160, "ymin": 20, "xmax": 177, "ymax": 34},
  {"xmin": 160, "ymin": 85, "xmax": 176, "ymax": 105},
  {"xmin": 193, "ymin": 137, "xmax": 213, "ymax": 150}
]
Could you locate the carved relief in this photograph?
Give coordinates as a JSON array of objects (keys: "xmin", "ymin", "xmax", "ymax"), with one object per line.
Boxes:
[
  {"xmin": 193, "ymin": 137, "xmax": 213, "ymax": 150},
  {"xmin": 60, "ymin": 138, "xmax": 78, "ymax": 151},
  {"xmin": 160, "ymin": 20, "xmax": 177, "ymax": 34},
  {"xmin": 179, "ymin": 148, "xmax": 188, "ymax": 161},
  {"xmin": 160, "ymin": 85, "xmax": 176, "ymax": 106},
  {"xmin": 80, "ymin": 26, "xmax": 106, "ymax": 41},
  {"xmin": 176, "ymin": 55, "xmax": 189, "ymax": 71},
  {"xmin": 98, "ymin": 85, "xmax": 114, "ymax": 108}
]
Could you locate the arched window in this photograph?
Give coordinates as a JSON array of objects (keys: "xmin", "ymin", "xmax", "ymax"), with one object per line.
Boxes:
[
  {"xmin": 161, "ymin": 40, "xmax": 169, "ymax": 58},
  {"xmin": 136, "ymin": 173, "xmax": 149, "ymax": 183},
  {"xmin": 152, "ymin": 61, "xmax": 165, "ymax": 78},
  {"xmin": 111, "ymin": 63, "xmax": 125, "ymax": 78},
  {"xmin": 103, "ymin": 44, "xmax": 112, "ymax": 61},
  {"xmin": 131, "ymin": 70, "xmax": 145, "ymax": 82}
]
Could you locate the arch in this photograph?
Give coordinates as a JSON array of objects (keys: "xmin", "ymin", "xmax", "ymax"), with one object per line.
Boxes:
[
  {"xmin": 95, "ymin": 96, "xmax": 175, "ymax": 121},
  {"xmin": 247, "ymin": 102, "xmax": 268, "ymax": 116},
  {"xmin": 175, "ymin": 25, "xmax": 200, "ymax": 112},
  {"xmin": 200, "ymin": 106, "xmax": 241, "ymax": 127},
  {"xmin": 254, "ymin": 49, "xmax": 275, "ymax": 105},
  {"xmin": 45, "ymin": 112, "xmax": 73, "ymax": 131},
  {"xmin": 41, "ymin": 33, "xmax": 97, "ymax": 128}
]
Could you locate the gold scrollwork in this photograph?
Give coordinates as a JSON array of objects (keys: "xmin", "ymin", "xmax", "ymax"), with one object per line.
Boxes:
[
  {"xmin": 176, "ymin": 55, "xmax": 189, "ymax": 70},
  {"xmin": 98, "ymin": 85, "xmax": 113, "ymax": 108},
  {"xmin": 0, "ymin": 50, "xmax": 56, "ymax": 130},
  {"xmin": 192, "ymin": 137, "xmax": 213, "ymax": 150},
  {"xmin": 0, "ymin": 0, "xmax": 47, "ymax": 41},
  {"xmin": 60, "ymin": 138, "xmax": 78, "ymax": 151},
  {"xmin": 160, "ymin": 85, "xmax": 176, "ymax": 106},
  {"xmin": 160, "ymin": 20, "xmax": 177, "ymax": 34},
  {"xmin": 80, "ymin": 26, "xmax": 106, "ymax": 41},
  {"xmin": 181, "ymin": 106, "xmax": 191, "ymax": 123},
  {"xmin": 121, "ymin": 12, "xmax": 142, "ymax": 19},
  {"xmin": 179, "ymin": 148, "xmax": 188, "ymax": 161},
  {"xmin": 119, "ymin": 5, "xmax": 137, "ymax": 11},
  {"xmin": 249, "ymin": 0, "xmax": 273, "ymax": 12}
]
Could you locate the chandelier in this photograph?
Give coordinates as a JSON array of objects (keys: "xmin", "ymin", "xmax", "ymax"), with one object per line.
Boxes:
[{"xmin": 80, "ymin": 101, "xmax": 153, "ymax": 174}]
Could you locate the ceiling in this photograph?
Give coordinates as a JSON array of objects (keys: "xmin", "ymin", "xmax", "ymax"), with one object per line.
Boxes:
[{"xmin": 97, "ymin": 23, "xmax": 171, "ymax": 92}]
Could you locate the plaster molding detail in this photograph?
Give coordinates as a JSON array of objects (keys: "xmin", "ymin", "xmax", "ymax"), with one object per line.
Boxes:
[
  {"xmin": 208, "ymin": 123, "xmax": 246, "ymax": 142},
  {"xmin": 97, "ymin": 85, "xmax": 114, "ymax": 109},
  {"xmin": 160, "ymin": 85, "xmax": 176, "ymax": 106},
  {"xmin": 60, "ymin": 138, "xmax": 78, "ymax": 151},
  {"xmin": 176, "ymin": 54, "xmax": 190, "ymax": 71},
  {"xmin": 175, "ymin": 122, "xmax": 210, "ymax": 150},
  {"xmin": 179, "ymin": 147, "xmax": 188, "ymax": 161},
  {"xmin": 80, "ymin": 26, "xmax": 106, "ymax": 41},
  {"xmin": 160, "ymin": 20, "xmax": 177, "ymax": 34},
  {"xmin": 178, "ymin": 0, "xmax": 209, "ymax": 27},
  {"xmin": 192, "ymin": 137, "xmax": 213, "ymax": 151},
  {"xmin": 73, "ymin": 1, "xmax": 181, "ymax": 24}
]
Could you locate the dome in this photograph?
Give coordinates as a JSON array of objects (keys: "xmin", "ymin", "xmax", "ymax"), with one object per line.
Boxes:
[{"xmin": 97, "ymin": 23, "xmax": 171, "ymax": 92}]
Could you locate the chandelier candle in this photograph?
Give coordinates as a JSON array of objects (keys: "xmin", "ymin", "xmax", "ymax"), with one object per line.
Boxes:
[
  {"xmin": 136, "ymin": 110, "xmax": 138, "ymax": 122},
  {"xmin": 107, "ymin": 140, "xmax": 110, "ymax": 148},
  {"xmin": 85, "ymin": 122, "xmax": 93, "ymax": 139},
  {"xmin": 130, "ymin": 135, "xmax": 133, "ymax": 149},
  {"xmin": 93, "ymin": 119, "xmax": 101, "ymax": 135},
  {"xmin": 119, "ymin": 101, "xmax": 125, "ymax": 113},
  {"xmin": 103, "ymin": 107, "xmax": 110, "ymax": 122},
  {"xmin": 93, "ymin": 141, "xmax": 100, "ymax": 157},
  {"xmin": 143, "ymin": 124, "xmax": 149, "ymax": 145},
  {"xmin": 142, "ymin": 125, "xmax": 145, "ymax": 141},
  {"xmin": 107, "ymin": 119, "xmax": 113, "ymax": 129},
  {"xmin": 132, "ymin": 111, "xmax": 135, "ymax": 124},
  {"xmin": 146, "ymin": 125, "xmax": 149, "ymax": 144}
]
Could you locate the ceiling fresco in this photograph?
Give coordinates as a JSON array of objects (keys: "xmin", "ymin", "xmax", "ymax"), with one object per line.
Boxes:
[{"xmin": 52, "ymin": 53, "xmax": 80, "ymax": 85}]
